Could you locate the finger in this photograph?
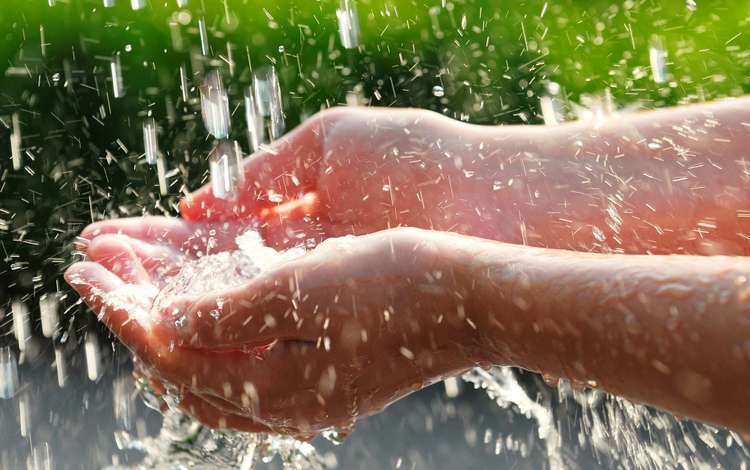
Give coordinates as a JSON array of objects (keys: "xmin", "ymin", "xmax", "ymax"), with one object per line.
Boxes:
[
  {"xmin": 87, "ymin": 235, "xmax": 152, "ymax": 285},
  {"xmin": 116, "ymin": 235, "xmax": 185, "ymax": 281},
  {"xmin": 79, "ymin": 217, "xmax": 195, "ymax": 246},
  {"xmin": 180, "ymin": 114, "xmax": 329, "ymax": 222},
  {"xmin": 64, "ymin": 262, "xmax": 159, "ymax": 359},
  {"xmin": 79, "ymin": 217, "xmax": 250, "ymax": 256},
  {"xmin": 179, "ymin": 390, "xmax": 272, "ymax": 433}
]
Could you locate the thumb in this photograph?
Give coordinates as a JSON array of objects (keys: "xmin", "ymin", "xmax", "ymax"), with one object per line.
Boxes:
[{"xmin": 179, "ymin": 113, "xmax": 330, "ymax": 222}]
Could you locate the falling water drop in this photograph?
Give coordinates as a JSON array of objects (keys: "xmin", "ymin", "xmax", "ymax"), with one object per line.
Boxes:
[
  {"xmin": 179, "ymin": 64, "xmax": 190, "ymax": 102},
  {"xmin": 110, "ymin": 55, "xmax": 125, "ymax": 98},
  {"xmin": 103, "ymin": 0, "xmax": 116, "ymax": 7},
  {"xmin": 12, "ymin": 301, "xmax": 31, "ymax": 351},
  {"xmin": 29, "ymin": 443, "xmax": 53, "ymax": 470},
  {"xmin": 10, "ymin": 112, "xmax": 22, "ymax": 171},
  {"xmin": 114, "ymin": 375, "xmax": 136, "ymax": 430},
  {"xmin": 85, "ymin": 333, "xmax": 101, "ymax": 382},
  {"xmin": 592, "ymin": 225, "xmax": 607, "ymax": 242},
  {"xmin": 198, "ymin": 17, "xmax": 210, "ymax": 56},
  {"xmin": 19, "ymin": 391, "xmax": 31, "ymax": 437},
  {"xmin": 176, "ymin": 0, "xmax": 188, "ymax": 6},
  {"xmin": 244, "ymin": 86, "xmax": 264, "ymax": 152},
  {"xmin": 200, "ymin": 70, "xmax": 231, "ymax": 139},
  {"xmin": 0, "ymin": 347, "xmax": 19, "ymax": 399},
  {"xmin": 54, "ymin": 346, "xmax": 67, "ymax": 388},
  {"xmin": 432, "ymin": 85, "xmax": 445, "ymax": 97},
  {"xmin": 686, "ymin": 0, "xmax": 697, "ymax": 10},
  {"xmin": 39, "ymin": 293, "xmax": 60, "ymax": 338},
  {"xmin": 209, "ymin": 139, "xmax": 244, "ymax": 200},
  {"xmin": 444, "ymin": 377, "xmax": 460, "ymax": 398},
  {"xmin": 540, "ymin": 82, "xmax": 564, "ymax": 126},
  {"xmin": 156, "ymin": 155, "xmax": 168, "ymax": 196},
  {"xmin": 649, "ymin": 36, "xmax": 668, "ymax": 84},
  {"xmin": 252, "ymin": 66, "xmax": 285, "ymax": 140},
  {"xmin": 143, "ymin": 117, "xmax": 160, "ymax": 165},
  {"xmin": 336, "ymin": 0, "xmax": 361, "ymax": 49},
  {"xmin": 131, "ymin": 0, "xmax": 146, "ymax": 10}
]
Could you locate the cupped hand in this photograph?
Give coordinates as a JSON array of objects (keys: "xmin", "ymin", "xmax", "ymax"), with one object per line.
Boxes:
[
  {"xmin": 66, "ymin": 226, "xmax": 483, "ymax": 436},
  {"xmin": 180, "ymin": 107, "xmax": 504, "ymax": 248}
]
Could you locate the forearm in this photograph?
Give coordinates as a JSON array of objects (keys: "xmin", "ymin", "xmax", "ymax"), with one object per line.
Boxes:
[
  {"xmin": 454, "ymin": 97, "xmax": 750, "ymax": 254},
  {"xmin": 456, "ymin": 236, "xmax": 750, "ymax": 434}
]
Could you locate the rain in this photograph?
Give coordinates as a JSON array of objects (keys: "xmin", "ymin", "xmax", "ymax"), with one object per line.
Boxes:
[{"xmin": 2, "ymin": 0, "xmax": 750, "ymax": 469}]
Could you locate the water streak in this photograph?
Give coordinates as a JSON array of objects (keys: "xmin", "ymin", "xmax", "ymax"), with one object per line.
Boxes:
[{"xmin": 200, "ymin": 70, "xmax": 231, "ymax": 139}]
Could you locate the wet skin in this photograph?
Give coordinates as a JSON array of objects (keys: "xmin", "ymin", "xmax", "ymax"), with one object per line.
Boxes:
[{"xmin": 67, "ymin": 98, "xmax": 750, "ymax": 437}]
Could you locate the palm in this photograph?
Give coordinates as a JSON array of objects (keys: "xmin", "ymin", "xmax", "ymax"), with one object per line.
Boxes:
[{"xmin": 68, "ymin": 224, "xmax": 476, "ymax": 436}]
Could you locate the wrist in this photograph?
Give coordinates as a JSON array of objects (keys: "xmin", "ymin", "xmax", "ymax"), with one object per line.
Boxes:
[{"xmin": 429, "ymin": 232, "xmax": 517, "ymax": 367}]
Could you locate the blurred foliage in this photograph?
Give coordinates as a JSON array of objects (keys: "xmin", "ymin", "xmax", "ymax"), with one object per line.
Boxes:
[{"xmin": 0, "ymin": 0, "xmax": 748, "ymax": 342}]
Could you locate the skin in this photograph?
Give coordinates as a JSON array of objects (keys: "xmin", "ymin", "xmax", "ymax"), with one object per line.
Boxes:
[{"xmin": 67, "ymin": 98, "xmax": 750, "ymax": 437}]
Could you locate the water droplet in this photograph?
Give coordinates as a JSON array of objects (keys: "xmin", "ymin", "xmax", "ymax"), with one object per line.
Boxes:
[
  {"xmin": 649, "ymin": 36, "xmax": 668, "ymax": 84},
  {"xmin": 432, "ymin": 85, "xmax": 445, "ymax": 97},
  {"xmin": 0, "ymin": 347, "xmax": 19, "ymax": 399},
  {"xmin": 131, "ymin": 0, "xmax": 146, "ymax": 10},
  {"xmin": 110, "ymin": 55, "xmax": 125, "ymax": 98},
  {"xmin": 12, "ymin": 300, "xmax": 31, "ymax": 351},
  {"xmin": 244, "ymin": 86, "xmax": 264, "ymax": 152},
  {"xmin": 321, "ymin": 423, "xmax": 354, "ymax": 445},
  {"xmin": 19, "ymin": 391, "xmax": 31, "ymax": 437},
  {"xmin": 179, "ymin": 64, "xmax": 190, "ymax": 102},
  {"xmin": 444, "ymin": 377, "xmax": 460, "ymax": 398},
  {"xmin": 10, "ymin": 113, "xmax": 22, "ymax": 171},
  {"xmin": 143, "ymin": 117, "xmax": 160, "ymax": 165},
  {"xmin": 85, "ymin": 333, "xmax": 102, "ymax": 382},
  {"xmin": 114, "ymin": 375, "xmax": 136, "ymax": 430},
  {"xmin": 209, "ymin": 139, "xmax": 244, "ymax": 200},
  {"xmin": 39, "ymin": 293, "xmax": 61, "ymax": 338},
  {"xmin": 200, "ymin": 70, "xmax": 231, "ymax": 139},
  {"xmin": 252, "ymin": 66, "xmax": 285, "ymax": 140},
  {"xmin": 686, "ymin": 0, "xmax": 697, "ymax": 10},
  {"xmin": 336, "ymin": 0, "xmax": 360, "ymax": 49},
  {"xmin": 54, "ymin": 346, "xmax": 67, "ymax": 388},
  {"xmin": 592, "ymin": 225, "xmax": 607, "ymax": 242},
  {"xmin": 198, "ymin": 17, "xmax": 210, "ymax": 56},
  {"xmin": 156, "ymin": 155, "xmax": 169, "ymax": 196}
]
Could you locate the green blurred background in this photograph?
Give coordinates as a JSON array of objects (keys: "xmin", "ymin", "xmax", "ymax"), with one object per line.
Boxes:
[{"xmin": 0, "ymin": 0, "xmax": 748, "ymax": 334}]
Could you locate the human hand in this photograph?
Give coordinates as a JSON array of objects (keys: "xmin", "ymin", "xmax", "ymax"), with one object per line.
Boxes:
[
  {"xmin": 180, "ymin": 107, "xmax": 504, "ymax": 248},
  {"xmin": 66, "ymin": 225, "xmax": 482, "ymax": 436}
]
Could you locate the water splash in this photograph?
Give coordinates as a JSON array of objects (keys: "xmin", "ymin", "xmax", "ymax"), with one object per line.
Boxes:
[
  {"xmin": 463, "ymin": 367, "xmax": 750, "ymax": 469},
  {"xmin": 104, "ymin": 230, "xmax": 317, "ymax": 469},
  {"xmin": 463, "ymin": 368, "xmax": 563, "ymax": 470},
  {"xmin": 110, "ymin": 407, "xmax": 326, "ymax": 469}
]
